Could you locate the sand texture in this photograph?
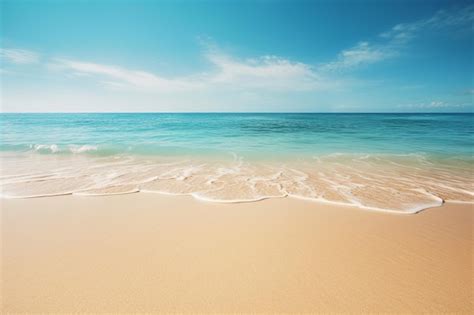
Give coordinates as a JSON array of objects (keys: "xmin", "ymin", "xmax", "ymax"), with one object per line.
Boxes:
[{"xmin": 1, "ymin": 194, "xmax": 473, "ymax": 313}]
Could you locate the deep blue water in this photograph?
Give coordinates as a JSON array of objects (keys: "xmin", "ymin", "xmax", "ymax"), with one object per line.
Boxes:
[{"xmin": 1, "ymin": 113, "xmax": 473, "ymax": 160}]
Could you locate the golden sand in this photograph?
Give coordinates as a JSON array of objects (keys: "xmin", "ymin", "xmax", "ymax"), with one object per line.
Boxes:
[{"xmin": 1, "ymin": 194, "xmax": 473, "ymax": 313}]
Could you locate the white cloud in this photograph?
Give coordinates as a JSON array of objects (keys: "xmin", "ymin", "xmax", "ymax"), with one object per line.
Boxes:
[
  {"xmin": 427, "ymin": 101, "xmax": 449, "ymax": 108},
  {"xmin": 319, "ymin": 42, "xmax": 393, "ymax": 72},
  {"xmin": 52, "ymin": 59, "xmax": 201, "ymax": 92},
  {"xmin": 0, "ymin": 48, "xmax": 40, "ymax": 64},
  {"xmin": 205, "ymin": 50, "xmax": 331, "ymax": 91},
  {"xmin": 51, "ymin": 50, "xmax": 336, "ymax": 93}
]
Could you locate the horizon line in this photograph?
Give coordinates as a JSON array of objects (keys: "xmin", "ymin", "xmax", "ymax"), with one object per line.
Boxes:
[{"xmin": 1, "ymin": 111, "xmax": 473, "ymax": 114}]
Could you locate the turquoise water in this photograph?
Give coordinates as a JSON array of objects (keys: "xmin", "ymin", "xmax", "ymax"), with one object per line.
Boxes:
[
  {"xmin": 1, "ymin": 113, "xmax": 473, "ymax": 160},
  {"xmin": 1, "ymin": 113, "xmax": 473, "ymax": 212}
]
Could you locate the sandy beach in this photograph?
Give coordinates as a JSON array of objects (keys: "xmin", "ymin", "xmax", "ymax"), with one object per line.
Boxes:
[
  {"xmin": 1, "ymin": 194, "xmax": 472, "ymax": 314},
  {"xmin": 2, "ymin": 0, "xmax": 474, "ymax": 313}
]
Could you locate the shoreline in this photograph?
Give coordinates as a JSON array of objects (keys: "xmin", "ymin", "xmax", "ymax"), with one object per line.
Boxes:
[
  {"xmin": 2, "ymin": 194, "xmax": 473, "ymax": 313},
  {"xmin": 1, "ymin": 189, "xmax": 453, "ymax": 215},
  {"xmin": 2, "ymin": 151, "xmax": 473, "ymax": 213}
]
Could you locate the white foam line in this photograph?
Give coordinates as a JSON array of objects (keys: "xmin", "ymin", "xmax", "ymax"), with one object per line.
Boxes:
[
  {"xmin": 444, "ymin": 199, "xmax": 474, "ymax": 205},
  {"xmin": 140, "ymin": 188, "xmax": 287, "ymax": 203},
  {"xmin": 2, "ymin": 187, "xmax": 467, "ymax": 214},
  {"xmin": 139, "ymin": 189, "xmax": 194, "ymax": 197},
  {"xmin": 1, "ymin": 191, "xmax": 73, "ymax": 199},
  {"xmin": 140, "ymin": 188, "xmax": 438, "ymax": 214},
  {"xmin": 286, "ymin": 194, "xmax": 442, "ymax": 215},
  {"xmin": 73, "ymin": 189, "xmax": 139, "ymax": 197},
  {"xmin": 191, "ymin": 192, "xmax": 288, "ymax": 204}
]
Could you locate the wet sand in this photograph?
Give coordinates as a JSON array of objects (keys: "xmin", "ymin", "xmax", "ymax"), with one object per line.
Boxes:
[{"xmin": 1, "ymin": 194, "xmax": 473, "ymax": 313}]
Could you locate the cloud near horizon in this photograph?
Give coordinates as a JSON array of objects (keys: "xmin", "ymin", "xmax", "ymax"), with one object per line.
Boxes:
[{"xmin": 397, "ymin": 100, "xmax": 472, "ymax": 110}]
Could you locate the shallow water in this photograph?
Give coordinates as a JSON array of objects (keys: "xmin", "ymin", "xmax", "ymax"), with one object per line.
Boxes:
[{"xmin": 1, "ymin": 113, "xmax": 473, "ymax": 213}]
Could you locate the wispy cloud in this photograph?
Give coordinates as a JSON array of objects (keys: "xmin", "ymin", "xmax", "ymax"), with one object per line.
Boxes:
[
  {"xmin": 319, "ymin": 41, "xmax": 393, "ymax": 72},
  {"xmin": 0, "ymin": 48, "xmax": 40, "ymax": 64},
  {"xmin": 205, "ymin": 49, "xmax": 331, "ymax": 91},
  {"xmin": 381, "ymin": 4, "xmax": 474, "ymax": 43},
  {"xmin": 51, "ymin": 49, "xmax": 335, "ymax": 93},
  {"xmin": 322, "ymin": 5, "xmax": 474, "ymax": 72},
  {"xmin": 52, "ymin": 59, "xmax": 201, "ymax": 92}
]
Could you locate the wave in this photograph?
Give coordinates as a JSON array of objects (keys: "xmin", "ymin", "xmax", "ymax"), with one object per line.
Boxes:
[
  {"xmin": 30, "ymin": 144, "xmax": 61, "ymax": 153},
  {"xmin": 28, "ymin": 144, "xmax": 98, "ymax": 154},
  {"xmin": 69, "ymin": 145, "xmax": 98, "ymax": 154},
  {"xmin": 1, "ymin": 152, "xmax": 472, "ymax": 214}
]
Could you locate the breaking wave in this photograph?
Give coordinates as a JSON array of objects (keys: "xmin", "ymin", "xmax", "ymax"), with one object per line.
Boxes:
[{"xmin": 28, "ymin": 144, "xmax": 99, "ymax": 154}]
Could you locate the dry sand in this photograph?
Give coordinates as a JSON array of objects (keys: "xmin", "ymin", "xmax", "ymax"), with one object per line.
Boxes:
[{"xmin": 1, "ymin": 194, "xmax": 473, "ymax": 314}]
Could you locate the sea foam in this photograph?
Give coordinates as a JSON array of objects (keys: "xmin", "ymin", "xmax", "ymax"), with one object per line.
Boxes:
[
  {"xmin": 1, "ymin": 152, "xmax": 472, "ymax": 214},
  {"xmin": 29, "ymin": 144, "xmax": 98, "ymax": 154}
]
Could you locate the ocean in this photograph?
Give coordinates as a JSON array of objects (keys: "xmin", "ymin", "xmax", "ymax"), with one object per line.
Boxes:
[{"xmin": 1, "ymin": 113, "xmax": 473, "ymax": 213}]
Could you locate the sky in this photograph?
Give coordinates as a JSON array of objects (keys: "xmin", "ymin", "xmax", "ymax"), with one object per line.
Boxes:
[{"xmin": 0, "ymin": 0, "xmax": 473, "ymax": 113}]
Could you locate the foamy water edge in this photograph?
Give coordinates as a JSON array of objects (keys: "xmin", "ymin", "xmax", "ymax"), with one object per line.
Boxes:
[{"xmin": 1, "ymin": 151, "xmax": 472, "ymax": 215}]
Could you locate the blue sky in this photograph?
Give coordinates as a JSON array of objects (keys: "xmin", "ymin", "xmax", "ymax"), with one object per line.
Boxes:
[{"xmin": 1, "ymin": 0, "xmax": 473, "ymax": 112}]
